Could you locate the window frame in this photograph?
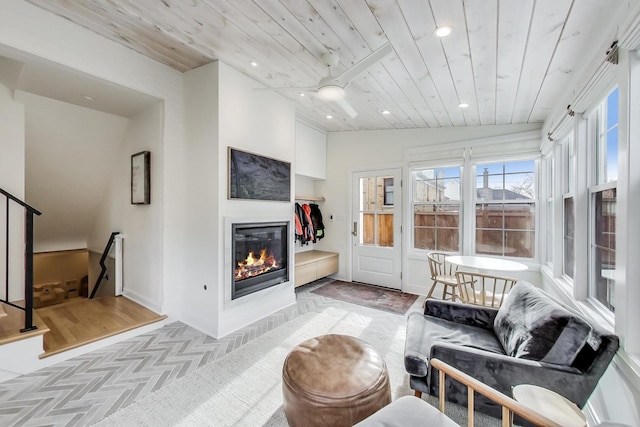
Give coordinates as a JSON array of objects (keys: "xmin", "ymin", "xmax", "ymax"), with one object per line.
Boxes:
[
  {"xmin": 408, "ymin": 153, "xmax": 540, "ymax": 262},
  {"xmin": 586, "ymin": 87, "xmax": 619, "ymax": 314}
]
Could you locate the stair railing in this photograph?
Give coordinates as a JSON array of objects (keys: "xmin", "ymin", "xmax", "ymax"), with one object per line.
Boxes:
[
  {"xmin": 0, "ymin": 187, "xmax": 41, "ymax": 332},
  {"xmin": 90, "ymin": 232, "xmax": 120, "ymax": 299}
]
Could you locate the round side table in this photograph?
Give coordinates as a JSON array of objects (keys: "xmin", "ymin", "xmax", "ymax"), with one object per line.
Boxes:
[{"xmin": 512, "ymin": 384, "xmax": 586, "ymax": 427}]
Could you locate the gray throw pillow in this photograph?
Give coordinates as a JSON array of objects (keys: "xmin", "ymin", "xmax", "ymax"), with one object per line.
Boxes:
[{"xmin": 494, "ymin": 281, "xmax": 594, "ymax": 365}]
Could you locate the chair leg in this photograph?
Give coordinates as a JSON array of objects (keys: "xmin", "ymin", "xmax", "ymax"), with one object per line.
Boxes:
[
  {"xmin": 426, "ymin": 281, "xmax": 437, "ymax": 299},
  {"xmin": 414, "ymin": 390, "xmax": 423, "ymax": 399}
]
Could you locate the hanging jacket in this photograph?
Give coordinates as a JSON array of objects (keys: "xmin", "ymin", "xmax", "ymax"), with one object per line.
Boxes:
[
  {"xmin": 301, "ymin": 204, "xmax": 315, "ymax": 243},
  {"xmin": 309, "ymin": 203, "xmax": 325, "ymax": 240},
  {"xmin": 294, "ymin": 203, "xmax": 306, "ymax": 244}
]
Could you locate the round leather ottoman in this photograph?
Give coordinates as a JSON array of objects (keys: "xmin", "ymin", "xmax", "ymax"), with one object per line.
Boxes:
[{"xmin": 282, "ymin": 334, "xmax": 391, "ymax": 427}]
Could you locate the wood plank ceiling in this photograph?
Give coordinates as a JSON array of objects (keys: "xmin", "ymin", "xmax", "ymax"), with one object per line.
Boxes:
[{"xmin": 26, "ymin": 0, "xmax": 622, "ymax": 132}]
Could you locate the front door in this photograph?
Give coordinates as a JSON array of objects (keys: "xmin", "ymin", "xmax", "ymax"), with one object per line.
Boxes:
[{"xmin": 351, "ymin": 168, "xmax": 402, "ymax": 289}]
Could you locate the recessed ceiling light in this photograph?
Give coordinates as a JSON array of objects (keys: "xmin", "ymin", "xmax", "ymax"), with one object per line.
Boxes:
[
  {"xmin": 250, "ymin": 61, "xmax": 258, "ymax": 67},
  {"xmin": 299, "ymin": 92, "xmax": 305, "ymax": 97},
  {"xmin": 381, "ymin": 109, "xmax": 391, "ymax": 115},
  {"xmin": 459, "ymin": 102, "xmax": 469, "ymax": 109},
  {"xmin": 82, "ymin": 95, "xmax": 95, "ymax": 101},
  {"xmin": 326, "ymin": 115, "xmax": 333, "ymax": 119},
  {"xmin": 434, "ymin": 26, "xmax": 453, "ymax": 38}
]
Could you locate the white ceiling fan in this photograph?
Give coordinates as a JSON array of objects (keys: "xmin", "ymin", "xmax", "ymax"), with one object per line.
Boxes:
[{"xmin": 269, "ymin": 43, "xmax": 393, "ymax": 118}]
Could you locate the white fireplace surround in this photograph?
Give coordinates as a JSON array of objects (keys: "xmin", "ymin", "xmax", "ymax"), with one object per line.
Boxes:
[{"xmin": 223, "ymin": 216, "xmax": 294, "ymax": 309}]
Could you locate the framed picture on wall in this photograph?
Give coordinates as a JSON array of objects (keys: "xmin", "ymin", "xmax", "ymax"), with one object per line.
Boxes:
[
  {"xmin": 131, "ymin": 151, "xmax": 150, "ymax": 204},
  {"xmin": 228, "ymin": 148, "xmax": 291, "ymax": 201}
]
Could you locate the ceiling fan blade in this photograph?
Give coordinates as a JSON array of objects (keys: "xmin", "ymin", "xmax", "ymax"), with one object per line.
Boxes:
[
  {"xmin": 334, "ymin": 43, "xmax": 393, "ymax": 85},
  {"xmin": 335, "ymin": 98, "xmax": 358, "ymax": 118},
  {"xmin": 254, "ymin": 86, "xmax": 316, "ymax": 93}
]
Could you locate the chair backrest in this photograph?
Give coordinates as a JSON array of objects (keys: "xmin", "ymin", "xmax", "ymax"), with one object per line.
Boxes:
[
  {"xmin": 427, "ymin": 252, "xmax": 454, "ymax": 279},
  {"xmin": 455, "ymin": 271, "xmax": 517, "ymax": 308}
]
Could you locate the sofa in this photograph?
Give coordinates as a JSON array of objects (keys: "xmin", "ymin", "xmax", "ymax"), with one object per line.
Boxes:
[{"xmin": 404, "ymin": 281, "xmax": 619, "ymax": 420}]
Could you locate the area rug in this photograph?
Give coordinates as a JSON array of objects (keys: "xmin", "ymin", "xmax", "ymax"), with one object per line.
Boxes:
[
  {"xmin": 92, "ymin": 309, "xmax": 500, "ymax": 427},
  {"xmin": 311, "ymin": 280, "xmax": 419, "ymax": 314}
]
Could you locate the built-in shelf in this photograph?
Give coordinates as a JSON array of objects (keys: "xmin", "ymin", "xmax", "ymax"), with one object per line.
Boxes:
[
  {"xmin": 294, "ymin": 250, "xmax": 338, "ymax": 287},
  {"xmin": 295, "ymin": 196, "xmax": 325, "ymax": 202}
]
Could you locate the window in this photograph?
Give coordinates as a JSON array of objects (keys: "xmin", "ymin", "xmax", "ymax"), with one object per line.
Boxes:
[
  {"xmin": 589, "ymin": 87, "xmax": 618, "ymax": 311},
  {"xmin": 474, "ymin": 160, "xmax": 536, "ymax": 258},
  {"xmin": 412, "ymin": 166, "xmax": 461, "ymax": 252},
  {"xmin": 563, "ymin": 197, "xmax": 575, "ymax": 279},
  {"xmin": 562, "ymin": 135, "xmax": 575, "ymax": 279},
  {"xmin": 592, "ymin": 188, "xmax": 616, "ymax": 311},
  {"xmin": 544, "ymin": 153, "xmax": 554, "ymax": 265}
]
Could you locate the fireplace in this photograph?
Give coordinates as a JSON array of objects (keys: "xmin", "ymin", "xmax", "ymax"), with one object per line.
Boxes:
[{"xmin": 232, "ymin": 221, "xmax": 289, "ymax": 300}]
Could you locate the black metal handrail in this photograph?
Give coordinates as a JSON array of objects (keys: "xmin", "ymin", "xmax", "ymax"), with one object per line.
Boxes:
[
  {"xmin": 89, "ymin": 232, "xmax": 120, "ymax": 299},
  {"xmin": 1, "ymin": 187, "xmax": 41, "ymax": 332}
]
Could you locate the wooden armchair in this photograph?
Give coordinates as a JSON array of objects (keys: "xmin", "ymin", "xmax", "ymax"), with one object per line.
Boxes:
[
  {"xmin": 455, "ymin": 271, "xmax": 517, "ymax": 308},
  {"xmin": 427, "ymin": 252, "xmax": 457, "ymax": 301},
  {"xmin": 430, "ymin": 358, "xmax": 568, "ymax": 427}
]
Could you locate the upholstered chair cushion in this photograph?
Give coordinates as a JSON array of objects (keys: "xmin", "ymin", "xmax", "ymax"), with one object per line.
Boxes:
[
  {"xmin": 494, "ymin": 281, "xmax": 597, "ymax": 366},
  {"xmin": 354, "ymin": 396, "xmax": 458, "ymax": 427},
  {"xmin": 404, "ymin": 309, "xmax": 504, "ymax": 377}
]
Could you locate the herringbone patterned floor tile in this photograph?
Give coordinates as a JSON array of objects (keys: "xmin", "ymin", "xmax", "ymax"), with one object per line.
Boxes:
[{"xmin": 0, "ymin": 278, "xmax": 424, "ymax": 426}]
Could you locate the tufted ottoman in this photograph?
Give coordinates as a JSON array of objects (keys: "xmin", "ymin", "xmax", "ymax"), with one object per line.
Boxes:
[{"xmin": 282, "ymin": 334, "xmax": 391, "ymax": 427}]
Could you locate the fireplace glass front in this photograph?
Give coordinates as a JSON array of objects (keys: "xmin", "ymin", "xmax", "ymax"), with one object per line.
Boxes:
[{"xmin": 232, "ymin": 221, "xmax": 289, "ymax": 300}]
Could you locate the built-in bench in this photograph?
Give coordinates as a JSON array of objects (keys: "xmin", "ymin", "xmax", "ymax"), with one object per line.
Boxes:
[{"xmin": 294, "ymin": 250, "xmax": 338, "ymax": 287}]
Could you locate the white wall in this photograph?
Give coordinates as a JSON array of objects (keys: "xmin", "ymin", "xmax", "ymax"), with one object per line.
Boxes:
[
  {"xmin": 88, "ymin": 102, "xmax": 164, "ymax": 312},
  {"xmin": 0, "ymin": 82, "xmax": 25, "ymax": 301},
  {"xmin": 182, "ymin": 62, "xmax": 222, "ymax": 337},
  {"xmin": 316, "ymin": 124, "xmax": 542, "ymax": 288},
  {"xmin": 216, "ymin": 61, "xmax": 296, "ymax": 337},
  {"xmin": 183, "ymin": 61, "xmax": 297, "ymax": 338},
  {"xmin": 0, "ymin": 0, "xmax": 185, "ymax": 318},
  {"xmin": 16, "ymin": 91, "xmax": 129, "ymax": 252}
]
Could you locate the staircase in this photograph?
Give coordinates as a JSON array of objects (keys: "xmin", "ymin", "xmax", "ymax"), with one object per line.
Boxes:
[
  {"xmin": 0, "ymin": 187, "xmax": 166, "ymax": 382},
  {"xmin": 0, "ymin": 187, "xmax": 49, "ymax": 381}
]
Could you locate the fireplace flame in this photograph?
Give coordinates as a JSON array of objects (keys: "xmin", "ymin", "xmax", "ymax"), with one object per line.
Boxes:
[{"xmin": 235, "ymin": 248, "xmax": 280, "ymax": 281}]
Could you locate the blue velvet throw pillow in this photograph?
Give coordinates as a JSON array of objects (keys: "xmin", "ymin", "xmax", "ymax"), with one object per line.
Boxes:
[{"xmin": 494, "ymin": 281, "xmax": 596, "ymax": 366}]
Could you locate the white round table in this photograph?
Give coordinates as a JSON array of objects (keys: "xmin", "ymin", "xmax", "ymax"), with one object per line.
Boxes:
[
  {"xmin": 445, "ymin": 255, "xmax": 528, "ymax": 272},
  {"xmin": 512, "ymin": 384, "xmax": 586, "ymax": 427}
]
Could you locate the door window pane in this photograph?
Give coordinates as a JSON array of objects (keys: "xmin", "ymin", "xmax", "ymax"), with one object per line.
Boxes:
[
  {"xmin": 378, "ymin": 214, "xmax": 393, "ymax": 247},
  {"xmin": 359, "ymin": 175, "xmax": 395, "ymax": 246}
]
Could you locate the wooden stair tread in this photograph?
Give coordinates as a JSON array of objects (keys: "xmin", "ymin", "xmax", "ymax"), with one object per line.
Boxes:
[
  {"xmin": 37, "ymin": 296, "xmax": 166, "ymax": 358},
  {"xmin": 0, "ymin": 304, "xmax": 49, "ymax": 346},
  {"xmin": 0, "ymin": 304, "xmax": 7, "ymax": 318}
]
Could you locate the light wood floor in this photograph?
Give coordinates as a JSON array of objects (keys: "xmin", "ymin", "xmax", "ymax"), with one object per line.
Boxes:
[
  {"xmin": 36, "ymin": 296, "xmax": 166, "ymax": 357},
  {"xmin": 0, "ymin": 296, "xmax": 166, "ymax": 358}
]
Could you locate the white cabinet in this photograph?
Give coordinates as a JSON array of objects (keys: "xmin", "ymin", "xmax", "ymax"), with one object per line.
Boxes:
[{"xmin": 295, "ymin": 122, "xmax": 326, "ymax": 179}]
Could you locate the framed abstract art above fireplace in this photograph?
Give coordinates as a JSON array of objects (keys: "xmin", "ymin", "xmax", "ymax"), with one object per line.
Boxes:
[{"xmin": 228, "ymin": 147, "xmax": 291, "ymax": 201}]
